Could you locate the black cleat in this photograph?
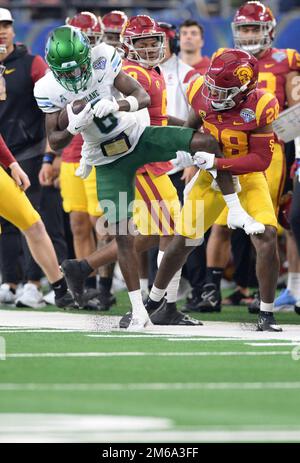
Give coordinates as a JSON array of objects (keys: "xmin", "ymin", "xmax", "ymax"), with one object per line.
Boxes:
[
  {"xmin": 83, "ymin": 288, "xmax": 117, "ymax": 311},
  {"xmin": 119, "ymin": 298, "xmax": 166, "ymax": 329},
  {"xmin": 182, "ymin": 283, "xmax": 221, "ymax": 313},
  {"xmin": 257, "ymin": 311, "xmax": 282, "ymax": 332},
  {"xmin": 248, "ymin": 293, "xmax": 260, "ymax": 314},
  {"xmin": 61, "ymin": 260, "xmax": 86, "ymax": 306},
  {"xmin": 55, "ymin": 289, "xmax": 78, "ymax": 309},
  {"xmin": 150, "ymin": 302, "xmax": 203, "ymax": 325},
  {"xmin": 119, "ymin": 311, "xmax": 132, "ymax": 329}
]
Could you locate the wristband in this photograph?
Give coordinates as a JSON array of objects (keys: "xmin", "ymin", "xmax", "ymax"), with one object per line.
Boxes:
[
  {"xmin": 124, "ymin": 95, "xmax": 139, "ymax": 112},
  {"xmin": 43, "ymin": 153, "xmax": 54, "ymax": 164}
]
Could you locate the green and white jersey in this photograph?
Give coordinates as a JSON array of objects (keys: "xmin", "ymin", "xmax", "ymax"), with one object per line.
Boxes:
[{"xmin": 34, "ymin": 43, "xmax": 150, "ymax": 165}]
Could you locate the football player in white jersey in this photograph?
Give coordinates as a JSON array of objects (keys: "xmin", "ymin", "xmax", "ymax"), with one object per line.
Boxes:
[{"xmin": 34, "ymin": 25, "xmax": 265, "ymax": 330}]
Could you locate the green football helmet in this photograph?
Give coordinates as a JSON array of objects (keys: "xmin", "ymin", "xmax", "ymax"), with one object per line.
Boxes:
[{"xmin": 45, "ymin": 26, "xmax": 92, "ymax": 93}]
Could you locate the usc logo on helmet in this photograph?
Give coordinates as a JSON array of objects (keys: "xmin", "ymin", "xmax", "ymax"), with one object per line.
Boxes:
[{"xmin": 233, "ymin": 65, "xmax": 253, "ymax": 85}]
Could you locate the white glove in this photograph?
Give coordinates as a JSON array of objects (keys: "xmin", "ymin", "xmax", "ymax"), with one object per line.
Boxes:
[
  {"xmin": 66, "ymin": 102, "xmax": 93, "ymax": 135},
  {"xmin": 211, "ymin": 175, "xmax": 241, "ymax": 193},
  {"xmin": 193, "ymin": 151, "xmax": 215, "ymax": 170},
  {"xmin": 172, "ymin": 151, "xmax": 194, "ymax": 169},
  {"xmin": 92, "ymin": 97, "xmax": 119, "ymax": 119},
  {"xmin": 75, "ymin": 158, "xmax": 93, "ymax": 179}
]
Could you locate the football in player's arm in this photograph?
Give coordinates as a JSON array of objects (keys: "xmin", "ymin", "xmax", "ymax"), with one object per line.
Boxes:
[{"xmin": 45, "ymin": 69, "xmax": 150, "ymax": 152}]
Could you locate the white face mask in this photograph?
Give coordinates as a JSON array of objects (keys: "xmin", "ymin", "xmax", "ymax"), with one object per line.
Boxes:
[
  {"xmin": 232, "ymin": 22, "xmax": 274, "ymax": 55},
  {"xmin": 124, "ymin": 34, "xmax": 166, "ymax": 67},
  {"xmin": 202, "ymin": 75, "xmax": 242, "ymax": 111}
]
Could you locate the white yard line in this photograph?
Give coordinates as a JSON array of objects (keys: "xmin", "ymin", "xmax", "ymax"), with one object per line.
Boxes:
[
  {"xmin": 3, "ymin": 350, "xmax": 294, "ymax": 358},
  {"xmin": 1, "ymin": 381, "xmax": 300, "ymax": 391}
]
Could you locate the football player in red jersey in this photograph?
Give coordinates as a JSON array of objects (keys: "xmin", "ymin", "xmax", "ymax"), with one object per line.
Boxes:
[
  {"xmin": 146, "ymin": 49, "xmax": 282, "ymax": 332},
  {"xmin": 102, "ymin": 10, "xmax": 128, "ymax": 48},
  {"xmin": 199, "ymin": 1, "xmax": 300, "ymax": 314},
  {"xmin": 121, "ymin": 15, "xmax": 200, "ymax": 325}
]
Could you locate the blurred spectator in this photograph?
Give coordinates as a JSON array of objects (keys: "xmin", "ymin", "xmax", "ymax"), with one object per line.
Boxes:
[{"xmin": 179, "ymin": 19, "xmax": 210, "ymax": 75}]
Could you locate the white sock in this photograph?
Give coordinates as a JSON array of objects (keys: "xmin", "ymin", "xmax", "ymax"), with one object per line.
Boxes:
[
  {"xmin": 157, "ymin": 250, "xmax": 181, "ymax": 303},
  {"xmin": 260, "ymin": 301, "xmax": 274, "ymax": 313},
  {"xmin": 149, "ymin": 285, "xmax": 166, "ymax": 302},
  {"xmin": 128, "ymin": 289, "xmax": 147, "ymax": 318},
  {"xmin": 139, "ymin": 278, "xmax": 148, "ymax": 294},
  {"xmin": 287, "ymin": 272, "xmax": 300, "ymax": 299},
  {"xmin": 223, "ymin": 193, "xmax": 242, "ymax": 211},
  {"xmin": 166, "ymin": 269, "xmax": 182, "ymax": 303}
]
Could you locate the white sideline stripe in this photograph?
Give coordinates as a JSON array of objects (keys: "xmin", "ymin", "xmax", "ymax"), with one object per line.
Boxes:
[
  {"xmin": 0, "ymin": 329, "xmax": 83, "ymax": 333},
  {"xmin": 4, "ymin": 350, "xmax": 293, "ymax": 358},
  {"xmin": 2, "ymin": 310, "xmax": 300, "ymax": 341},
  {"xmin": 0, "ymin": 381, "xmax": 300, "ymax": 394},
  {"xmin": 246, "ymin": 342, "xmax": 300, "ymax": 346},
  {"xmin": 86, "ymin": 335, "xmax": 236, "ymax": 340},
  {"xmin": 1, "ymin": 382, "xmax": 300, "ymax": 391}
]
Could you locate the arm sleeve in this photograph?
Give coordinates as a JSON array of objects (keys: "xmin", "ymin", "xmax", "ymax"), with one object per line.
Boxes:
[
  {"xmin": 34, "ymin": 78, "xmax": 63, "ymax": 113},
  {"xmin": 0, "ymin": 134, "xmax": 16, "ymax": 168},
  {"xmin": 31, "ymin": 55, "xmax": 48, "ymax": 83},
  {"xmin": 215, "ymin": 133, "xmax": 274, "ymax": 175}
]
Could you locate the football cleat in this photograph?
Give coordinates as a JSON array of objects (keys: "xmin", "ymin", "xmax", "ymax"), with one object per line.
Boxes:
[
  {"xmin": 83, "ymin": 288, "xmax": 116, "ymax": 311},
  {"xmin": 119, "ymin": 311, "xmax": 132, "ymax": 329},
  {"xmin": 257, "ymin": 311, "xmax": 282, "ymax": 332},
  {"xmin": 150, "ymin": 302, "xmax": 203, "ymax": 325},
  {"xmin": 227, "ymin": 209, "xmax": 265, "ymax": 235},
  {"xmin": 60, "ymin": 259, "xmax": 86, "ymax": 306},
  {"xmin": 274, "ymin": 288, "xmax": 296, "ymax": 311},
  {"xmin": 182, "ymin": 283, "xmax": 221, "ymax": 313},
  {"xmin": 55, "ymin": 289, "xmax": 78, "ymax": 309},
  {"xmin": 119, "ymin": 297, "xmax": 165, "ymax": 329},
  {"xmin": 127, "ymin": 311, "xmax": 153, "ymax": 331}
]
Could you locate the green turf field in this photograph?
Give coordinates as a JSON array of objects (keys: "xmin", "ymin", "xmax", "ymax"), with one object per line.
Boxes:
[{"xmin": 1, "ymin": 290, "xmax": 300, "ymax": 442}]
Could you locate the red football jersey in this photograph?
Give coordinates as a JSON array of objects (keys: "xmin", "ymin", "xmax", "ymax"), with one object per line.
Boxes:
[
  {"xmin": 123, "ymin": 59, "xmax": 172, "ymax": 176},
  {"xmin": 257, "ymin": 48, "xmax": 300, "ymax": 111},
  {"xmin": 61, "ymin": 134, "xmax": 83, "ymax": 163},
  {"xmin": 187, "ymin": 76, "xmax": 278, "ymax": 161}
]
